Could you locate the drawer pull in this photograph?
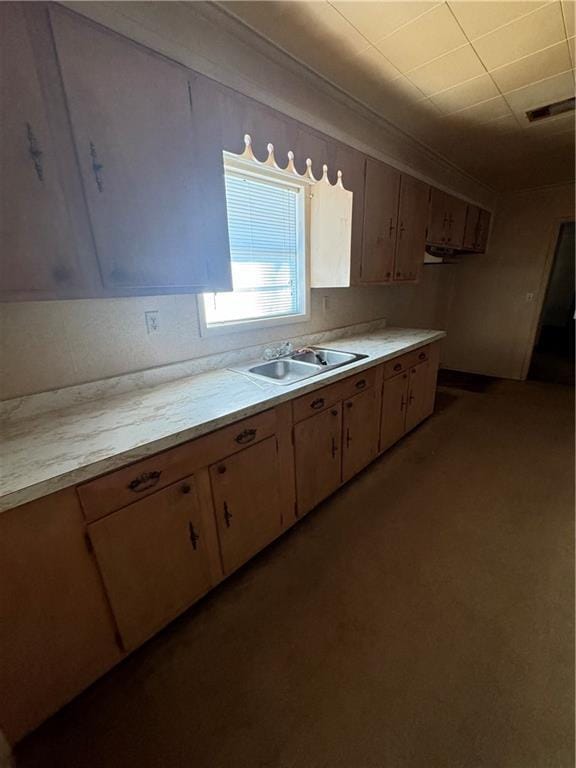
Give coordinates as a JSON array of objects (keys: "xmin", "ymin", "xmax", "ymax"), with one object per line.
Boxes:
[
  {"xmin": 217, "ymin": 464, "xmax": 226, "ymax": 475},
  {"xmin": 355, "ymin": 379, "xmax": 366, "ymax": 390},
  {"xmin": 331, "ymin": 409, "xmax": 338, "ymax": 416},
  {"xmin": 181, "ymin": 483, "xmax": 192, "ymax": 495},
  {"xmin": 235, "ymin": 428, "xmax": 256, "ymax": 445},
  {"xmin": 311, "ymin": 398, "xmax": 325, "ymax": 410},
  {"xmin": 188, "ymin": 522, "xmax": 200, "ymax": 550},
  {"xmin": 393, "ymin": 363, "xmax": 402, "ymax": 372},
  {"xmin": 127, "ymin": 470, "xmax": 162, "ymax": 493},
  {"xmin": 418, "ymin": 352, "xmax": 426, "ymax": 360}
]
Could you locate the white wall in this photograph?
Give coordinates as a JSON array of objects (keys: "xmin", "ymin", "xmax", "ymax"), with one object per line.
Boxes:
[
  {"xmin": 0, "ymin": 1, "xmax": 490, "ymax": 400},
  {"xmin": 442, "ymin": 183, "xmax": 575, "ymax": 380}
]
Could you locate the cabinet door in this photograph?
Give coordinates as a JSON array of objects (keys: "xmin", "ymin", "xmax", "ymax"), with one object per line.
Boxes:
[
  {"xmin": 210, "ymin": 437, "xmax": 282, "ymax": 574},
  {"xmin": 462, "ymin": 204, "xmax": 480, "ymax": 250},
  {"xmin": 394, "ymin": 174, "xmax": 429, "ymax": 282},
  {"xmin": 426, "ymin": 188, "xmax": 447, "ymax": 245},
  {"xmin": 405, "ymin": 361, "xmax": 431, "ymax": 433},
  {"xmin": 361, "ymin": 158, "xmax": 400, "ymax": 282},
  {"xmin": 89, "ymin": 476, "xmax": 212, "ymax": 651},
  {"xmin": 475, "ymin": 208, "xmax": 491, "ymax": 252},
  {"xmin": 0, "ymin": 4, "xmax": 87, "ymax": 297},
  {"xmin": 445, "ymin": 194, "xmax": 467, "ymax": 248},
  {"xmin": 342, "ymin": 388, "xmax": 380, "ymax": 482},
  {"xmin": 294, "ymin": 405, "xmax": 342, "ymax": 516},
  {"xmin": 51, "ymin": 9, "xmax": 220, "ymax": 293},
  {"xmin": 379, "ymin": 372, "xmax": 409, "ymax": 453}
]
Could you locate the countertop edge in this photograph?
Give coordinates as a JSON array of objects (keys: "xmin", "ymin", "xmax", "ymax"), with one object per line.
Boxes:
[{"xmin": 0, "ymin": 331, "xmax": 446, "ymax": 514}]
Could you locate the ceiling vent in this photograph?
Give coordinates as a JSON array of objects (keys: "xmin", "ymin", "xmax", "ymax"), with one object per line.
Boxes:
[{"xmin": 526, "ymin": 96, "xmax": 575, "ymax": 123}]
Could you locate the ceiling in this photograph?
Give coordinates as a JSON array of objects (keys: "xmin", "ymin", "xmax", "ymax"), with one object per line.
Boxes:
[{"xmin": 219, "ymin": 1, "xmax": 576, "ymax": 190}]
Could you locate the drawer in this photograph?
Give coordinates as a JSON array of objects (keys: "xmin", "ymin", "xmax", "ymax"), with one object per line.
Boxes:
[
  {"xmin": 77, "ymin": 408, "xmax": 277, "ymax": 522},
  {"xmin": 292, "ymin": 368, "xmax": 376, "ymax": 423},
  {"xmin": 383, "ymin": 346, "xmax": 429, "ymax": 379}
]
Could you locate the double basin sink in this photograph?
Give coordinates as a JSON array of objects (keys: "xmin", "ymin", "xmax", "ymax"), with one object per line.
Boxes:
[{"xmin": 236, "ymin": 347, "xmax": 368, "ymax": 385}]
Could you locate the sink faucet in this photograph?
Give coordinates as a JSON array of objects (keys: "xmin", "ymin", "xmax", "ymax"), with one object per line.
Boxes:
[{"xmin": 263, "ymin": 341, "xmax": 293, "ymax": 361}]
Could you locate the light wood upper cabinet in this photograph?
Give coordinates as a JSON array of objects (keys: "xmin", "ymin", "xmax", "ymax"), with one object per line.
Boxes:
[
  {"xmin": 427, "ymin": 189, "xmax": 468, "ymax": 249},
  {"xmin": 394, "ymin": 174, "xmax": 429, "ymax": 282},
  {"xmin": 379, "ymin": 371, "xmax": 409, "ymax": 453},
  {"xmin": 361, "ymin": 158, "xmax": 400, "ymax": 282},
  {"xmin": 210, "ymin": 437, "xmax": 282, "ymax": 574},
  {"xmin": 294, "ymin": 405, "xmax": 342, "ymax": 516},
  {"xmin": 342, "ymin": 388, "xmax": 380, "ymax": 483},
  {"xmin": 462, "ymin": 204, "xmax": 492, "ymax": 253},
  {"xmin": 0, "ymin": 4, "xmax": 98, "ymax": 300},
  {"xmin": 89, "ymin": 476, "xmax": 213, "ymax": 651},
  {"xmin": 475, "ymin": 208, "xmax": 491, "ymax": 253},
  {"xmin": 50, "ymin": 8, "xmax": 230, "ymax": 294}
]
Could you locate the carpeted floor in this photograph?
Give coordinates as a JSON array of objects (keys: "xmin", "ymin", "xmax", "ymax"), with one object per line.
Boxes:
[{"xmin": 15, "ymin": 379, "xmax": 575, "ymax": 768}]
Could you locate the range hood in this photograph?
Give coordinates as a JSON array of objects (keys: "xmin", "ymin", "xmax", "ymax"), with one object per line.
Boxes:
[{"xmin": 424, "ymin": 245, "xmax": 462, "ymax": 264}]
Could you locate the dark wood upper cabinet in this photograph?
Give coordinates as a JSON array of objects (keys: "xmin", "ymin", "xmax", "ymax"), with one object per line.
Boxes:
[
  {"xmin": 50, "ymin": 8, "xmax": 231, "ymax": 295},
  {"xmin": 361, "ymin": 158, "xmax": 401, "ymax": 282}
]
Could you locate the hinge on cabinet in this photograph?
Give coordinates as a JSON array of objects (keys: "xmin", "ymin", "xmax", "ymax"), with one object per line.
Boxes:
[
  {"xmin": 84, "ymin": 531, "xmax": 94, "ymax": 554},
  {"xmin": 187, "ymin": 81, "xmax": 193, "ymax": 110}
]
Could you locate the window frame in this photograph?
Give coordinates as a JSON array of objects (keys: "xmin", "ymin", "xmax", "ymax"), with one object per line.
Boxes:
[{"xmin": 197, "ymin": 152, "xmax": 311, "ymax": 337}]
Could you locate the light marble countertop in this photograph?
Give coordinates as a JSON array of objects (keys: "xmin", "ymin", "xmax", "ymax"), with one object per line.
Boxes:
[{"xmin": 0, "ymin": 327, "xmax": 445, "ymax": 513}]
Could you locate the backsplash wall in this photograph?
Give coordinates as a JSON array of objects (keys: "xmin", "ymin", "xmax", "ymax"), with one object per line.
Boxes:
[{"xmin": 0, "ymin": 269, "xmax": 453, "ymax": 400}]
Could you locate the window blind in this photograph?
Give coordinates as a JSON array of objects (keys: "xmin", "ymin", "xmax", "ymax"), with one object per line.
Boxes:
[{"xmin": 203, "ymin": 171, "xmax": 303, "ymax": 325}]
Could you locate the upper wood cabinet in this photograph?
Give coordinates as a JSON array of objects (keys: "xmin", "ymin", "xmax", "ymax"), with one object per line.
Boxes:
[
  {"xmin": 463, "ymin": 205, "xmax": 491, "ymax": 253},
  {"xmin": 361, "ymin": 158, "xmax": 400, "ymax": 282},
  {"xmin": 89, "ymin": 475, "xmax": 213, "ymax": 650},
  {"xmin": 427, "ymin": 188, "xmax": 467, "ymax": 248},
  {"xmin": 50, "ymin": 8, "xmax": 231, "ymax": 295},
  {"xmin": 394, "ymin": 174, "xmax": 429, "ymax": 282},
  {"xmin": 0, "ymin": 4, "xmax": 99, "ymax": 300}
]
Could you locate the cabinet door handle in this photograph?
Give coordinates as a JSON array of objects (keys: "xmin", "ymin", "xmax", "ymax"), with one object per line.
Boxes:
[
  {"xmin": 331, "ymin": 437, "xmax": 337, "ymax": 458},
  {"xmin": 400, "ymin": 395, "xmax": 405, "ymax": 411},
  {"xmin": 355, "ymin": 379, "xmax": 366, "ymax": 390},
  {"xmin": 398, "ymin": 221, "xmax": 406, "ymax": 237},
  {"xmin": 408, "ymin": 391, "xmax": 415, "ymax": 404},
  {"xmin": 331, "ymin": 409, "xmax": 339, "ymax": 416},
  {"xmin": 188, "ymin": 522, "xmax": 200, "ymax": 550},
  {"xmin": 235, "ymin": 428, "xmax": 256, "ymax": 445},
  {"xmin": 418, "ymin": 352, "xmax": 426, "ymax": 360},
  {"xmin": 346, "ymin": 428, "xmax": 351, "ymax": 448},
  {"xmin": 127, "ymin": 470, "xmax": 162, "ymax": 492},
  {"xmin": 26, "ymin": 123, "xmax": 44, "ymax": 181},
  {"xmin": 388, "ymin": 217, "xmax": 395, "ymax": 239},
  {"xmin": 311, "ymin": 398, "xmax": 325, "ymax": 410},
  {"xmin": 89, "ymin": 141, "xmax": 104, "ymax": 192},
  {"xmin": 223, "ymin": 502, "xmax": 232, "ymax": 528},
  {"xmin": 393, "ymin": 363, "xmax": 402, "ymax": 372}
]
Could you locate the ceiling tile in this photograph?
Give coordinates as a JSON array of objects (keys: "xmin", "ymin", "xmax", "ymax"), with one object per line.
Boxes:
[
  {"xmin": 352, "ymin": 45, "xmax": 402, "ymax": 81},
  {"xmin": 451, "ymin": 94, "xmax": 513, "ymax": 123},
  {"xmin": 562, "ymin": 0, "xmax": 576, "ymax": 35},
  {"xmin": 448, "ymin": 1, "xmax": 548, "ymax": 40},
  {"xmin": 472, "ymin": 3, "xmax": 567, "ymax": 71},
  {"xmin": 478, "ymin": 113, "xmax": 524, "ymax": 132},
  {"xmin": 490, "ymin": 40, "xmax": 573, "ymax": 92},
  {"xmin": 431, "ymin": 73, "xmax": 500, "ymax": 112},
  {"xmin": 375, "ymin": 4, "xmax": 468, "ymax": 72},
  {"xmin": 505, "ymin": 70, "xmax": 576, "ymax": 117},
  {"xmin": 406, "ymin": 44, "xmax": 486, "ymax": 95},
  {"xmin": 329, "ymin": 1, "xmax": 439, "ymax": 45}
]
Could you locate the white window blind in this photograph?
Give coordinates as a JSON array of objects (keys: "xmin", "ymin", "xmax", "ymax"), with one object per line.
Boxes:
[{"xmin": 203, "ymin": 169, "xmax": 305, "ymax": 327}]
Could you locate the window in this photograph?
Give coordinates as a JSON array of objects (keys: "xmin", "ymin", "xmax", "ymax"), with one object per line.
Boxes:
[{"xmin": 200, "ymin": 156, "xmax": 308, "ymax": 333}]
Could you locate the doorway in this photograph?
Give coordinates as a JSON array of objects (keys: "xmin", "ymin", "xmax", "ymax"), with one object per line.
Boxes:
[{"xmin": 528, "ymin": 222, "xmax": 575, "ymax": 385}]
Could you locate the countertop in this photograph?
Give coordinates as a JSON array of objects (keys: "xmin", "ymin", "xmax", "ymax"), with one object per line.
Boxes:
[{"xmin": 0, "ymin": 327, "xmax": 445, "ymax": 513}]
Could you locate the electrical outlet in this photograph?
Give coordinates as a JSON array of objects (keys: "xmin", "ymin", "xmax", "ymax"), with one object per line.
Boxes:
[
  {"xmin": 525, "ymin": 292, "xmax": 535, "ymax": 303},
  {"xmin": 145, "ymin": 310, "xmax": 159, "ymax": 334},
  {"xmin": 322, "ymin": 295, "xmax": 330, "ymax": 315}
]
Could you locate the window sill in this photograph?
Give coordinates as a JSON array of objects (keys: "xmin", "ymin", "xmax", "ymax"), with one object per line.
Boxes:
[{"xmin": 198, "ymin": 310, "xmax": 310, "ymax": 338}]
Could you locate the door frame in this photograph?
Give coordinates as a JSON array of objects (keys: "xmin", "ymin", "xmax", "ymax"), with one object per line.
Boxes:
[{"xmin": 520, "ymin": 216, "xmax": 575, "ymax": 380}]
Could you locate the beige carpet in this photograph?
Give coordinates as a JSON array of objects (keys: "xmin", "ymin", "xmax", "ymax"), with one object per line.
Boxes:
[{"xmin": 16, "ymin": 379, "xmax": 575, "ymax": 768}]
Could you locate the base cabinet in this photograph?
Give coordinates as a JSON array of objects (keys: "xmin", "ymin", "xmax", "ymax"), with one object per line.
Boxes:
[
  {"xmin": 88, "ymin": 475, "xmax": 213, "ymax": 651},
  {"xmin": 210, "ymin": 437, "xmax": 282, "ymax": 574},
  {"xmin": 342, "ymin": 388, "xmax": 380, "ymax": 482},
  {"xmin": 294, "ymin": 405, "xmax": 342, "ymax": 516},
  {"xmin": 380, "ymin": 371, "xmax": 410, "ymax": 453}
]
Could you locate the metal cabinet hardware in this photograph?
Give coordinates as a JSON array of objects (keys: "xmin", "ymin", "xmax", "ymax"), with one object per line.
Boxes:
[
  {"xmin": 217, "ymin": 464, "xmax": 226, "ymax": 475},
  {"xmin": 89, "ymin": 141, "xmax": 104, "ymax": 192},
  {"xmin": 235, "ymin": 428, "xmax": 256, "ymax": 445},
  {"xmin": 127, "ymin": 470, "xmax": 161, "ymax": 492},
  {"xmin": 418, "ymin": 352, "xmax": 426, "ymax": 360},
  {"xmin": 188, "ymin": 522, "xmax": 199, "ymax": 550},
  {"xmin": 331, "ymin": 437, "xmax": 337, "ymax": 458},
  {"xmin": 393, "ymin": 363, "xmax": 402, "ymax": 372},
  {"xmin": 388, "ymin": 217, "xmax": 395, "ymax": 238},
  {"xmin": 311, "ymin": 398, "xmax": 325, "ymax": 410},
  {"xmin": 181, "ymin": 484, "xmax": 191, "ymax": 495},
  {"xmin": 223, "ymin": 501, "xmax": 232, "ymax": 527},
  {"xmin": 26, "ymin": 123, "xmax": 43, "ymax": 181},
  {"xmin": 355, "ymin": 379, "xmax": 366, "ymax": 390}
]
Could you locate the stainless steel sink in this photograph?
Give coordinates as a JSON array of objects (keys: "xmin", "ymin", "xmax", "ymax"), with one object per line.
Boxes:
[{"xmin": 235, "ymin": 347, "xmax": 368, "ymax": 385}]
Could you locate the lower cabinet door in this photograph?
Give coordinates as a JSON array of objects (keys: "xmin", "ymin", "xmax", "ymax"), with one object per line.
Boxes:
[
  {"xmin": 89, "ymin": 475, "xmax": 212, "ymax": 651},
  {"xmin": 405, "ymin": 361, "xmax": 431, "ymax": 433},
  {"xmin": 210, "ymin": 437, "xmax": 282, "ymax": 574},
  {"xmin": 294, "ymin": 404, "xmax": 342, "ymax": 516},
  {"xmin": 380, "ymin": 372, "xmax": 409, "ymax": 452},
  {"xmin": 342, "ymin": 388, "xmax": 380, "ymax": 482}
]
